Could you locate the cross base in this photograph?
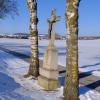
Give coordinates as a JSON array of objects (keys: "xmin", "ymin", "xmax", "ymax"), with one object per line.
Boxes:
[{"xmin": 38, "ymin": 75, "xmax": 60, "ymax": 91}]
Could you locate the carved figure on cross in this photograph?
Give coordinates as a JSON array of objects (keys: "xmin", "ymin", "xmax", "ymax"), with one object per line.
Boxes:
[{"xmin": 48, "ymin": 9, "xmax": 61, "ymax": 41}]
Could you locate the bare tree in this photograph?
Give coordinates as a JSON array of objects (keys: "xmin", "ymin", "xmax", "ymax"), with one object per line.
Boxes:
[
  {"xmin": 63, "ymin": 0, "xmax": 80, "ymax": 100},
  {"xmin": 24, "ymin": 0, "xmax": 39, "ymax": 78},
  {"xmin": 0, "ymin": 0, "xmax": 18, "ymax": 19}
]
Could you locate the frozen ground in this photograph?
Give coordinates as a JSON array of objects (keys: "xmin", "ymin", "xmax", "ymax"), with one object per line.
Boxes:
[
  {"xmin": 0, "ymin": 38, "xmax": 100, "ymax": 77},
  {"xmin": 0, "ymin": 38, "xmax": 100, "ymax": 100},
  {"xmin": 0, "ymin": 50, "xmax": 62, "ymax": 100}
]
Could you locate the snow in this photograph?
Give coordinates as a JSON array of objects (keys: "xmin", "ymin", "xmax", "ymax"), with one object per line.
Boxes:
[
  {"xmin": 79, "ymin": 85, "xmax": 100, "ymax": 100},
  {"xmin": 0, "ymin": 50, "xmax": 63, "ymax": 100},
  {"xmin": 0, "ymin": 38, "xmax": 100, "ymax": 100},
  {"xmin": 40, "ymin": 40, "xmax": 100, "ymax": 77},
  {"xmin": 0, "ymin": 38, "xmax": 100, "ymax": 77}
]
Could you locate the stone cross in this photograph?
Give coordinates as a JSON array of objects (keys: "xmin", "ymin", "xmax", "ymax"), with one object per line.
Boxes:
[
  {"xmin": 38, "ymin": 9, "xmax": 61, "ymax": 90},
  {"xmin": 48, "ymin": 9, "xmax": 61, "ymax": 44}
]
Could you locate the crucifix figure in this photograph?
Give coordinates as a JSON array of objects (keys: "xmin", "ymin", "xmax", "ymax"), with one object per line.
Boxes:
[{"xmin": 48, "ymin": 9, "xmax": 61, "ymax": 44}]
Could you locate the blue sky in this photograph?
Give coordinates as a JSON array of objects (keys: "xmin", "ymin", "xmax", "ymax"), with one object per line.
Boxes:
[{"xmin": 0, "ymin": 0, "xmax": 100, "ymax": 36}]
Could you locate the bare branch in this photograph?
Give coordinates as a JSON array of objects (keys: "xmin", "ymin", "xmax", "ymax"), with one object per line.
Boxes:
[{"xmin": 0, "ymin": 0, "xmax": 18, "ymax": 19}]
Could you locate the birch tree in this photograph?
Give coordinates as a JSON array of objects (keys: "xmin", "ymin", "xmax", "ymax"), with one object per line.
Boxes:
[
  {"xmin": 63, "ymin": 0, "xmax": 80, "ymax": 100},
  {"xmin": 25, "ymin": 0, "xmax": 39, "ymax": 78}
]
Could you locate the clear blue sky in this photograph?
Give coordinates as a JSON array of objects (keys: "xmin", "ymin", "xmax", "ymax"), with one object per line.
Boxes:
[{"xmin": 0, "ymin": 0, "xmax": 100, "ymax": 36}]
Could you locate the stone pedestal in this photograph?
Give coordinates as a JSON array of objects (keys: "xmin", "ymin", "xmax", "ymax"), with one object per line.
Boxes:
[{"xmin": 38, "ymin": 42, "xmax": 60, "ymax": 90}]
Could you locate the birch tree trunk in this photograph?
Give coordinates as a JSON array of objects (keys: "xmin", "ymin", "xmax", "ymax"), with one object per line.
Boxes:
[
  {"xmin": 25, "ymin": 0, "xmax": 39, "ymax": 78},
  {"xmin": 63, "ymin": 0, "xmax": 80, "ymax": 100}
]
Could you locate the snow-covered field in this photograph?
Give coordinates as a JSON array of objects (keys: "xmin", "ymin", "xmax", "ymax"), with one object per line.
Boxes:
[
  {"xmin": 0, "ymin": 38, "xmax": 100, "ymax": 77},
  {"xmin": 0, "ymin": 38, "xmax": 100, "ymax": 100}
]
